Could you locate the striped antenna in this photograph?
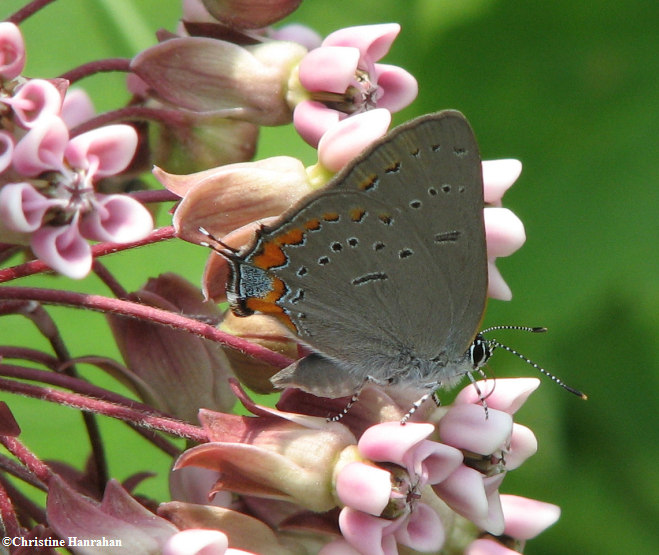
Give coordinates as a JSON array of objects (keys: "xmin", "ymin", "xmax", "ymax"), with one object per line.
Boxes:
[{"xmin": 482, "ymin": 326, "xmax": 587, "ymax": 399}]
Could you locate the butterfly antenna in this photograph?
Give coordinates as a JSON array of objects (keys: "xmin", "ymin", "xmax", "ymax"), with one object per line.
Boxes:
[
  {"xmin": 481, "ymin": 325, "xmax": 547, "ymax": 334},
  {"xmin": 198, "ymin": 226, "xmax": 241, "ymax": 260},
  {"xmin": 485, "ymin": 335, "xmax": 587, "ymax": 399}
]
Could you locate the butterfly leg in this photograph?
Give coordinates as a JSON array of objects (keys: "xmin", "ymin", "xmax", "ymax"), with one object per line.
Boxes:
[
  {"xmin": 400, "ymin": 391, "xmax": 435, "ymax": 425},
  {"xmin": 467, "ymin": 371, "xmax": 489, "ymax": 419},
  {"xmin": 327, "ymin": 390, "xmax": 362, "ymax": 422},
  {"xmin": 326, "ymin": 375, "xmax": 387, "ymax": 422}
]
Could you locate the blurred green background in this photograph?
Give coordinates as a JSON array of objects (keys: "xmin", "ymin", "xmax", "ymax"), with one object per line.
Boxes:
[{"xmin": 1, "ymin": 0, "xmax": 657, "ymax": 553}]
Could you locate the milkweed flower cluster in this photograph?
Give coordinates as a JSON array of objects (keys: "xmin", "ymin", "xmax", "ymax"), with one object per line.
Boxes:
[
  {"xmin": 0, "ymin": 1, "xmax": 574, "ymax": 554},
  {"xmin": 0, "ymin": 22, "xmax": 153, "ymax": 278}
]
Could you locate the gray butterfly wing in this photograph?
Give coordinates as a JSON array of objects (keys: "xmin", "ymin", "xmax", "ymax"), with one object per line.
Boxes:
[{"xmin": 230, "ymin": 111, "xmax": 487, "ymax": 396}]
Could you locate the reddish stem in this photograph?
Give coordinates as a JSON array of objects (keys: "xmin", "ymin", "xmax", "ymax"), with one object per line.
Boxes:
[
  {"xmin": 0, "ymin": 226, "xmax": 176, "ymax": 283},
  {"xmin": 0, "ymin": 479, "xmax": 21, "ymax": 537},
  {"xmin": 0, "ymin": 347, "xmax": 59, "ymax": 369},
  {"xmin": 0, "ymin": 287, "xmax": 294, "ymax": 369},
  {"xmin": 130, "ymin": 189, "xmax": 180, "ymax": 204},
  {"xmin": 0, "ymin": 435, "xmax": 52, "ymax": 485},
  {"xmin": 0, "ymin": 453, "xmax": 47, "ymax": 491},
  {"xmin": 58, "ymin": 58, "xmax": 131, "ymax": 85},
  {"xmin": 93, "ymin": 260, "xmax": 128, "ymax": 298},
  {"xmin": 69, "ymin": 105, "xmax": 193, "ymax": 138},
  {"xmin": 12, "ymin": 300, "xmax": 109, "ymax": 493},
  {"xmin": 6, "ymin": 0, "xmax": 58, "ymax": 24},
  {"xmin": 0, "ymin": 363, "xmax": 172, "ymax": 417},
  {"xmin": 0, "ymin": 377, "xmax": 207, "ymax": 442},
  {"xmin": 0, "ymin": 475, "xmax": 47, "ymax": 525}
]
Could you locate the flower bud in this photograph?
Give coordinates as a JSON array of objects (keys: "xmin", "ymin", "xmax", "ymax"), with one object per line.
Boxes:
[{"xmin": 108, "ymin": 273, "xmax": 235, "ymax": 422}]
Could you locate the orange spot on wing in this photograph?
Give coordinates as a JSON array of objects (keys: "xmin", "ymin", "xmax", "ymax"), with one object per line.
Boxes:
[
  {"xmin": 322, "ymin": 212, "xmax": 340, "ymax": 222},
  {"xmin": 253, "ymin": 241, "xmax": 287, "ymax": 269},
  {"xmin": 350, "ymin": 208, "xmax": 366, "ymax": 222},
  {"xmin": 244, "ymin": 277, "xmax": 296, "ymax": 331},
  {"xmin": 358, "ymin": 174, "xmax": 378, "ymax": 191}
]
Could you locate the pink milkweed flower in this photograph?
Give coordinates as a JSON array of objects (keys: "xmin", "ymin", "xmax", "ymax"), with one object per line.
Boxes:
[
  {"xmin": 333, "ymin": 421, "xmax": 463, "ymax": 553},
  {"xmin": 431, "ymin": 379, "xmax": 540, "ymax": 535},
  {"xmin": 0, "ymin": 22, "xmax": 26, "ymax": 81},
  {"xmin": 482, "ymin": 158, "xmax": 525, "ymax": 300},
  {"xmin": 291, "ymin": 23, "xmax": 418, "ymax": 147},
  {"xmin": 0, "ymin": 116, "xmax": 153, "ymax": 278},
  {"xmin": 0, "ymin": 130, "xmax": 13, "ymax": 173},
  {"xmin": 465, "ymin": 495, "xmax": 560, "ymax": 554},
  {"xmin": 1, "ymin": 78, "xmax": 65, "ymax": 129}
]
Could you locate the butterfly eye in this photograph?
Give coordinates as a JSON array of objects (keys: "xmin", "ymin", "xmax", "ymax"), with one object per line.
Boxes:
[{"xmin": 469, "ymin": 336, "xmax": 492, "ymax": 368}]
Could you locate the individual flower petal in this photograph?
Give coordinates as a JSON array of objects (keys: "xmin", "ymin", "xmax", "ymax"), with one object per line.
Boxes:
[
  {"xmin": 0, "ymin": 130, "xmax": 13, "ymax": 172},
  {"xmin": 454, "ymin": 378, "xmax": 540, "ymax": 414},
  {"xmin": 476, "ymin": 474, "xmax": 506, "ymax": 533},
  {"xmin": 323, "ymin": 23, "xmax": 401, "ymax": 62},
  {"xmin": 65, "ymin": 124, "xmax": 138, "ymax": 180},
  {"xmin": 482, "ymin": 159, "xmax": 522, "ymax": 205},
  {"xmin": 370, "ymin": 63, "xmax": 418, "ymax": 113},
  {"xmin": 269, "ymin": 23, "xmax": 323, "ymax": 50},
  {"xmin": 61, "ymin": 88, "xmax": 96, "ymax": 128},
  {"xmin": 487, "ymin": 261, "xmax": 512, "ymax": 301},
  {"xmin": 358, "ymin": 422, "xmax": 434, "ymax": 465},
  {"xmin": 298, "ymin": 46, "xmax": 360, "ymax": 93},
  {"xmin": 12, "ymin": 116, "xmax": 68, "ymax": 176},
  {"xmin": 505, "ymin": 424, "xmax": 538, "ymax": 470},
  {"xmin": 163, "ymin": 529, "xmax": 229, "ymax": 555},
  {"xmin": 484, "ymin": 207, "xmax": 526, "ymax": 258},
  {"xmin": 438, "ymin": 404, "xmax": 513, "ymax": 455},
  {"xmin": 0, "ymin": 182, "xmax": 64, "ymax": 233},
  {"xmin": 317, "ymin": 108, "xmax": 391, "ymax": 172},
  {"xmin": 335, "ymin": 461, "xmax": 392, "ymax": 516},
  {"xmin": 433, "ymin": 465, "xmax": 489, "ymax": 522},
  {"xmin": 30, "ymin": 220, "xmax": 92, "ymax": 279},
  {"xmin": 500, "ymin": 495, "xmax": 560, "ymax": 539},
  {"xmin": 338, "ymin": 507, "xmax": 397, "ymax": 555},
  {"xmin": 293, "ymin": 100, "xmax": 342, "ymax": 148},
  {"xmin": 0, "ymin": 22, "xmax": 26, "ymax": 80},
  {"xmin": 79, "ymin": 194, "xmax": 153, "ymax": 243},
  {"xmin": 7, "ymin": 79, "xmax": 63, "ymax": 128},
  {"xmin": 393, "ymin": 501, "xmax": 445, "ymax": 552},
  {"xmin": 466, "ymin": 538, "xmax": 519, "ymax": 555}
]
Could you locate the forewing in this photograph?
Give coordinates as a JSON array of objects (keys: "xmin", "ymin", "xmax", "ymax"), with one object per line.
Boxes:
[{"xmin": 234, "ymin": 111, "xmax": 487, "ymax": 370}]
